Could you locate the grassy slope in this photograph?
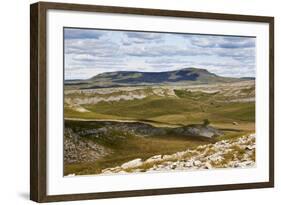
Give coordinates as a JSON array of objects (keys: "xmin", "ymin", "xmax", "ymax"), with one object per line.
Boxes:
[{"xmin": 65, "ymin": 93, "xmax": 255, "ymax": 125}]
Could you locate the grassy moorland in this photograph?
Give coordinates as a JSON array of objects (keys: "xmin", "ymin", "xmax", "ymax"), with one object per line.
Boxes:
[
  {"xmin": 64, "ymin": 81, "xmax": 255, "ymax": 175},
  {"xmin": 65, "ymin": 86, "xmax": 254, "ymax": 122}
]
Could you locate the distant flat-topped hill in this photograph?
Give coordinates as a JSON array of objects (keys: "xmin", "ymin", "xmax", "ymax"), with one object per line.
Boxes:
[{"xmin": 65, "ymin": 67, "xmax": 254, "ymax": 89}]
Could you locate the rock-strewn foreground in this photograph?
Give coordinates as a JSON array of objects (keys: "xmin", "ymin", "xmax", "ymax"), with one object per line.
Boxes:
[
  {"xmin": 64, "ymin": 128, "xmax": 111, "ymax": 164},
  {"xmin": 100, "ymin": 134, "xmax": 255, "ymax": 174}
]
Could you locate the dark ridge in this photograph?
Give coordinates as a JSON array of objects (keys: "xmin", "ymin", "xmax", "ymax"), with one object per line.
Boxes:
[
  {"xmin": 116, "ymin": 71, "xmax": 199, "ymax": 84},
  {"xmin": 65, "ymin": 82, "xmax": 89, "ymax": 86},
  {"xmin": 79, "ymin": 84, "xmax": 139, "ymax": 90},
  {"xmin": 240, "ymin": 77, "xmax": 255, "ymax": 80}
]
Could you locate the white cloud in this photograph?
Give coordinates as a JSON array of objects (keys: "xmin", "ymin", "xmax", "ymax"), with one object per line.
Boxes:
[{"xmin": 64, "ymin": 28, "xmax": 256, "ymax": 79}]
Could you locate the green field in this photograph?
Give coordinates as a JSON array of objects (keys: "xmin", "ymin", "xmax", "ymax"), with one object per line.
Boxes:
[{"xmin": 65, "ymin": 89, "xmax": 255, "ymax": 125}]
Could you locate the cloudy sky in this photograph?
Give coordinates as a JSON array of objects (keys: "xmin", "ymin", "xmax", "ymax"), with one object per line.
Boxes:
[{"xmin": 64, "ymin": 28, "xmax": 256, "ymax": 80}]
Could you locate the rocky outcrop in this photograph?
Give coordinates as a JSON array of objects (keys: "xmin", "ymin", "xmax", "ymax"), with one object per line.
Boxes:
[
  {"xmin": 65, "ymin": 93, "xmax": 147, "ymax": 106},
  {"xmin": 173, "ymin": 124, "xmax": 223, "ymax": 138},
  {"xmin": 66, "ymin": 120, "xmax": 223, "ymax": 139},
  {"xmin": 121, "ymin": 158, "xmax": 143, "ymax": 169},
  {"xmin": 101, "ymin": 134, "xmax": 255, "ymax": 174},
  {"xmin": 64, "ymin": 128, "xmax": 111, "ymax": 164}
]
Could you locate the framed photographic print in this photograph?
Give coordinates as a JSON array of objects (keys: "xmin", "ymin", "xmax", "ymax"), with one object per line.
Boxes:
[{"xmin": 30, "ymin": 1, "xmax": 274, "ymax": 202}]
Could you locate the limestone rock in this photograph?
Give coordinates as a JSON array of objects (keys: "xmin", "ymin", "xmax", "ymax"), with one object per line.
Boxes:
[
  {"xmin": 121, "ymin": 158, "xmax": 143, "ymax": 169},
  {"xmin": 193, "ymin": 160, "xmax": 202, "ymax": 166},
  {"xmin": 146, "ymin": 155, "xmax": 162, "ymax": 163}
]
